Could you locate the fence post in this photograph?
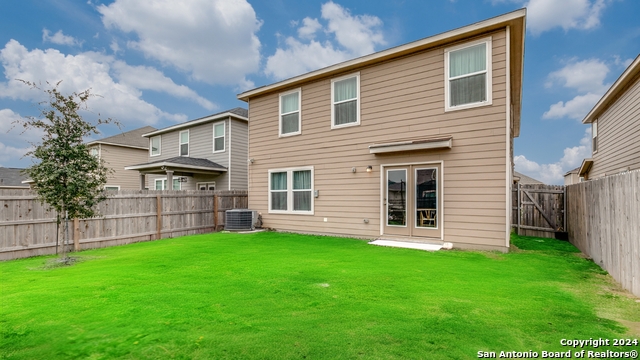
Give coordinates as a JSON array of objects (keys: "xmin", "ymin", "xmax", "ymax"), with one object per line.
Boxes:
[
  {"xmin": 156, "ymin": 194, "xmax": 162, "ymax": 240},
  {"xmin": 214, "ymin": 194, "xmax": 219, "ymax": 231},
  {"xmin": 73, "ymin": 218, "xmax": 80, "ymax": 251},
  {"xmin": 516, "ymin": 182, "xmax": 521, "ymax": 235}
]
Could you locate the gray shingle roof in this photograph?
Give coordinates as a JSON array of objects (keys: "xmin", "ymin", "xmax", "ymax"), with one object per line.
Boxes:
[
  {"xmin": 514, "ymin": 171, "xmax": 544, "ymax": 184},
  {"xmin": 130, "ymin": 156, "xmax": 227, "ymax": 170},
  {"xmin": 88, "ymin": 126, "xmax": 157, "ymax": 149},
  {"xmin": 0, "ymin": 167, "xmax": 29, "ymax": 187}
]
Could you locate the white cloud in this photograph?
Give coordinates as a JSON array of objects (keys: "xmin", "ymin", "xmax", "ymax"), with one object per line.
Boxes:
[
  {"xmin": 490, "ymin": 0, "xmax": 610, "ymax": 35},
  {"xmin": 110, "ymin": 61, "xmax": 216, "ymax": 110},
  {"xmin": 542, "ymin": 58, "xmax": 611, "ymax": 120},
  {"xmin": 98, "ymin": 0, "xmax": 262, "ymax": 88},
  {"xmin": 546, "ymin": 59, "xmax": 609, "ymax": 93},
  {"xmin": 542, "ymin": 93, "xmax": 602, "ymax": 120},
  {"xmin": 322, "ymin": 1, "xmax": 385, "ymax": 56},
  {"xmin": 0, "ymin": 40, "xmax": 220, "ymax": 126},
  {"xmin": 0, "ymin": 109, "xmax": 37, "ymax": 166},
  {"xmin": 515, "ymin": 128, "xmax": 592, "ymax": 184},
  {"xmin": 265, "ymin": 1, "xmax": 386, "ymax": 80},
  {"xmin": 42, "ymin": 29, "xmax": 82, "ymax": 47},
  {"xmin": 298, "ymin": 18, "xmax": 322, "ymax": 40},
  {"xmin": 526, "ymin": 0, "xmax": 609, "ymax": 35}
]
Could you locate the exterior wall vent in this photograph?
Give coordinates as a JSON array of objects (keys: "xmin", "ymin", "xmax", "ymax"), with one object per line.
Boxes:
[{"xmin": 225, "ymin": 209, "xmax": 256, "ymax": 231}]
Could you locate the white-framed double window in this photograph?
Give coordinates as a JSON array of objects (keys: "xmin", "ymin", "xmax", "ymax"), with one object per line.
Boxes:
[
  {"xmin": 279, "ymin": 88, "xmax": 301, "ymax": 137},
  {"xmin": 197, "ymin": 182, "xmax": 216, "ymax": 190},
  {"xmin": 331, "ymin": 73, "xmax": 360, "ymax": 128},
  {"xmin": 268, "ymin": 167, "xmax": 314, "ymax": 214},
  {"xmin": 155, "ymin": 178, "xmax": 181, "ymax": 190},
  {"xmin": 213, "ymin": 122, "xmax": 225, "ymax": 153},
  {"xmin": 444, "ymin": 38, "xmax": 492, "ymax": 111},
  {"xmin": 150, "ymin": 135, "xmax": 161, "ymax": 156},
  {"xmin": 179, "ymin": 130, "xmax": 189, "ymax": 156}
]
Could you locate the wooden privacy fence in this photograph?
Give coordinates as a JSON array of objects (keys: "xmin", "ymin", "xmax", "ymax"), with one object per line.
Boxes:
[
  {"xmin": 512, "ymin": 183, "xmax": 566, "ymax": 238},
  {"xmin": 0, "ymin": 189, "xmax": 248, "ymax": 260},
  {"xmin": 566, "ymin": 170, "xmax": 640, "ymax": 297}
]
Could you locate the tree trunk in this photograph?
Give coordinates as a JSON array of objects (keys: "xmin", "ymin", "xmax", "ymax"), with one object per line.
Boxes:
[{"xmin": 61, "ymin": 208, "xmax": 69, "ymax": 262}]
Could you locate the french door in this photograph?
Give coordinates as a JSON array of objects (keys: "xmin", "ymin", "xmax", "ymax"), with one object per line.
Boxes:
[{"xmin": 383, "ymin": 164, "xmax": 441, "ymax": 238}]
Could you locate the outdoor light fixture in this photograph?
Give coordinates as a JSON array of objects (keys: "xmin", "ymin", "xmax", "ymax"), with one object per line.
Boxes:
[{"xmin": 366, "ymin": 166, "xmax": 373, "ymax": 173}]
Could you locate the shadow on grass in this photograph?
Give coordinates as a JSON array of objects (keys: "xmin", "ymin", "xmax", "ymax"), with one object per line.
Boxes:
[{"xmin": 511, "ymin": 233, "xmax": 581, "ymax": 253}]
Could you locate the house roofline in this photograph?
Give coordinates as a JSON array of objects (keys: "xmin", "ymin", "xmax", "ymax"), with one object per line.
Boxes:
[
  {"xmin": 236, "ymin": 9, "xmax": 525, "ymax": 136},
  {"xmin": 86, "ymin": 141, "xmax": 148, "ymax": 150},
  {"xmin": 582, "ymin": 54, "xmax": 640, "ymax": 124},
  {"xmin": 142, "ymin": 111, "xmax": 248, "ymax": 138}
]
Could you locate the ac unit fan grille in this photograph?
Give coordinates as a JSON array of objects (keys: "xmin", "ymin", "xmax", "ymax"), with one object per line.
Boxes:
[{"xmin": 225, "ymin": 209, "xmax": 254, "ymax": 230}]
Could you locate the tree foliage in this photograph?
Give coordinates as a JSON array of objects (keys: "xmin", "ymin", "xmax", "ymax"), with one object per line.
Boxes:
[{"xmin": 14, "ymin": 80, "xmax": 118, "ymax": 257}]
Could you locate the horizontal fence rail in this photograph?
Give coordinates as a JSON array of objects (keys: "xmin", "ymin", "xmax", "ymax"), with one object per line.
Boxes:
[
  {"xmin": 566, "ymin": 170, "xmax": 640, "ymax": 297},
  {"xmin": 0, "ymin": 189, "xmax": 248, "ymax": 260}
]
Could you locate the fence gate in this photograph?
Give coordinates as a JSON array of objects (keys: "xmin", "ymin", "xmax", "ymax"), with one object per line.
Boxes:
[{"xmin": 512, "ymin": 184, "xmax": 566, "ymax": 238}]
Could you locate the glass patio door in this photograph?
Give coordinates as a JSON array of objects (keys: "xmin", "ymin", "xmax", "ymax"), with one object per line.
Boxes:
[{"xmin": 383, "ymin": 164, "xmax": 441, "ymax": 238}]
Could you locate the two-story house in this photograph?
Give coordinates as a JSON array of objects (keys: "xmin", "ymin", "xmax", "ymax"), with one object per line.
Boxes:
[
  {"xmin": 237, "ymin": 10, "xmax": 526, "ymax": 252},
  {"xmin": 578, "ymin": 54, "xmax": 640, "ymax": 180},
  {"xmin": 87, "ymin": 126, "xmax": 156, "ymax": 190},
  {"xmin": 125, "ymin": 108, "xmax": 248, "ymax": 191}
]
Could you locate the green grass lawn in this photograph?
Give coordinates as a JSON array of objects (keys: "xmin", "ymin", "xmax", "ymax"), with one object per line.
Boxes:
[{"xmin": 1, "ymin": 232, "xmax": 638, "ymax": 359}]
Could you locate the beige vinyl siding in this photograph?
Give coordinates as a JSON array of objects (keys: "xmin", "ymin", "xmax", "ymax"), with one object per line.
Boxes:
[
  {"xmin": 248, "ymin": 31, "xmax": 509, "ymax": 250},
  {"xmin": 590, "ymin": 74, "xmax": 640, "ymax": 178},
  {"xmin": 230, "ymin": 118, "xmax": 249, "ymax": 189},
  {"xmin": 98, "ymin": 144, "xmax": 148, "ymax": 190}
]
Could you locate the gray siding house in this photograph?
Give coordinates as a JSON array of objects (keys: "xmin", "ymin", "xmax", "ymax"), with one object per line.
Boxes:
[
  {"xmin": 125, "ymin": 108, "xmax": 248, "ymax": 191},
  {"xmin": 578, "ymin": 54, "xmax": 640, "ymax": 180}
]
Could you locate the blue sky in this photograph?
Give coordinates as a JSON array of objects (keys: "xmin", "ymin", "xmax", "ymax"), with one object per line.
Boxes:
[{"xmin": 0, "ymin": 0, "xmax": 638, "ymax": 184}]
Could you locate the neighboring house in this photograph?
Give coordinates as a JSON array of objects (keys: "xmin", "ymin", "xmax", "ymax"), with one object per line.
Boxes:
[
  {"xmin": 513, "ymin": 171, "xmax": 543, "ymax": 185},
  {"xmin": 0, "ymin": 167, "xmax": 30, "ymax": 189},
  {"xmin": 578, "ymin": 54, "xmax": 640, "ymax": 180},
  {"xmin": 87, "ymin": 126, "xmax": 157, "ymax": 190},
  {"xmin": 125, "ymin": 108, "xmax": 248, "ymax": 191},
  {"xmin": 237, "ymin": 10, "xmax": 526, "ymax": 252},
  {"xmin": 563, "ymin": 168, "xmax": 580, "ymax": 186}
]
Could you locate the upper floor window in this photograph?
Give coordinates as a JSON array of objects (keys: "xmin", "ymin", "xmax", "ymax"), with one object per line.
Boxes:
[
  {"xmin": 445, "ymin": 38, "xmax": 492, "ymax": 111},
  {"xmin": 213, "ymin": 122, "xmax": 225, "ymax": 153},
  {"xmin": 150, "ymin": 136, "xmax": 161, "ymax": 156},
  {"xmin": 331, "ymin": 73, "xmax": 360, "ymax": 128},
  {"xmin": 280, "ymin": 89, "xmax": 301, "ymax": 136},
  {"xmin": 179, "ymin": 130, "xmax": 189, "ymax": 156},
  {"xmin": 592, "ymin": 119, "xmax": 598, "ymax": 154},
  {"xmin": 89, "ymin": 148, "xmax": 98, "ymax": 158}
]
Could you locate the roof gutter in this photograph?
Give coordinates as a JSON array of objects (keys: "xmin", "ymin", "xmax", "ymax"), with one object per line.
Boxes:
[{"xmin": 582, "ymin": 54, "xmax": 640, "ymax": 124}]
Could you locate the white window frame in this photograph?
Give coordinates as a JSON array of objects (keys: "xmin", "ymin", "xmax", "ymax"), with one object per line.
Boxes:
[
  {"xmin": 268, "ymin": 166, "xmax": 314, "ymax": 215},
  {"xmin": 279, "ymin": 88, "xmax": 302, "ymax": 137},
  {"xmin": 104, "ymin": 185, "xmax": 120, "ymax": 191},
  {"xmin": 89, "ymin": 147, "xmax": 99, "ymax": 158},
  {"xmin": 444, "ymin": 37, "xmax": 492, "ymax": 112},
  {"xmin": 196, "ymin": 182, "xmax": 216, "ymax": 190},
  {"xmin": 592, "ymin": 119, "xmax": 598, "ymax": 154},
  {"xmin": 150, "ymin": 135, "xmax": 161, "ymax": 157},
  {"xmin": 331, "ymin": 73, "xmax": 360, "ymax": 129},
  {"xmin": 179, "ymin": 130, "xmax": 189, "ymax": 157},
  {"xmin": 154, "ymin": 178, "xmax": 182, "ymax": 190},
  {"xmin": 213, "ymin": 121, "xmax": 225, "ymax": 153}
]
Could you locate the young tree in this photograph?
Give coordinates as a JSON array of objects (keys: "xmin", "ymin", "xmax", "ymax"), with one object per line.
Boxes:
[{"xmin": 15, "ymin": 80, "xmax": 117, "ymax": 262}]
